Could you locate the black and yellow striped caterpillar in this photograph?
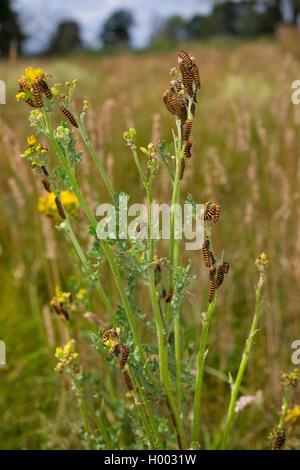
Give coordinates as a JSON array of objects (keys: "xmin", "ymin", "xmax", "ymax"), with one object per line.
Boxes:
[
  {"xmin": 223, "ymin": 261, "xmax": 230, "ymax": 274},
  {"xmin": 102, "ymin": 329, "xmax": 119, "ymax": 346},
  {"xmin": 209, "ymin": 266, "xmax": 216, "ymax": 280},
  {"xmin": 204, "ymin": 201, "xmax": 215, "ymax": 221},
  {"xmin": 184, "ymin": 140, "xmax": 193, "ymax": 158},
  {"xmin": 178, "ymin": 60, "xmax": 192, "ymax": 92},
  {"xmin": 178, "ymin": 49, "xmax": 193, "ymax": 68},
  {"xmin": 123, "ymin": 370, "xmax": 133, "ymax": 390},
  {"xmin": 60, "ymin": 105, "xmax": 78, "ymax": 128},
  {"xmin": 213, "ymin": 203, "xmax": 221, "ymax": 223},
  {"xmin": 18, "ymin": 78, "xmax": 31, "ymax": 91},
  {"xmin": 119, "ymin": 345, "xmax": 130, "ymax": 370},
  {"xmin": 25, "ymin": 97, "xmax": 39, "ymax": 108},
  {"xmin": 163, "ymin": 91, "xmax": 177, "ymax": 115},
  {"xmin": 41, "ymin": 179, "xmax": 52, "ymax": 193},
  {"xmin": 202, "ymin": 240, "xmax": 211, "ymax": 268},
  {"xmin": 273, "ymin": 430, "xmax": 286, "ymax": 450},
  {"xmin": 50, "ymin": 300, "xmax": 70, "ymax": 321},
  {"xmin": 178, "ymin": 158, "xmax": 185, "ymax": 180},
  {"xmin": 216, "ymin": 264, "xmax": 225, "ymax": 288},
  {"xmin": 36, "ymin": 76, "xmax": 52, "ymax": 99},
  {"xmin": 55, "ymin": 196, "xmax": 66, "ymax": 220},
  {"xmin": 183, "ymin": 119, "xmax": 192, "ymax": 142},
  {"xmin": 165, "ymin": 289, "xmax": 174, "ymax": 303},
  {"xmin": 192, "ymin": 64, "xmax": 201, "ymax": 89},
  {"xmin": 208, "ymin": 279, "xmax": 216, "ymax": 303},
  {"xmin": 31, "ymin": 80, "xmax": 43, "ymax": 107}
]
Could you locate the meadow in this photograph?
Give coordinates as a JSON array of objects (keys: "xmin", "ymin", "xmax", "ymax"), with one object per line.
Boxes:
[{"xmin": 0, "ymin": 36, "xmax": 299, "ymax": 450}]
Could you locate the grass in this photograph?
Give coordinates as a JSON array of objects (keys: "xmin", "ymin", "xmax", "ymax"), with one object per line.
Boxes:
[{"xmin": 0, "ymin": 37, "xmax": 300, "ymax": 449}]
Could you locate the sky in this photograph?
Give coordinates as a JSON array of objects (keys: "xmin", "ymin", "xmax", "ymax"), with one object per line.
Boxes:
[{"xmin": 13, "ymin": 0, "xmax": 213, "ymax": 53}]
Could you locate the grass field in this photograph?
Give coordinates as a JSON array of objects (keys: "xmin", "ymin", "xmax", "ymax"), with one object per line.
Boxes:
[{"xmin": 0, "ymin": 36, "xmax": 300, "ymax": 449}]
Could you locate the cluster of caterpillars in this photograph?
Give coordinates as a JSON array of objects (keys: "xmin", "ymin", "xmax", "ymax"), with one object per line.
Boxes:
[
  {"xmin": 202, "ymin": 202, "xmax": 230, "ymax": 303},
  {"xmin": 102, "ymin": 329, "xmax": 133, "ymax": 391},
  {"xmin": 163, "ymin": 49, "xmax": 201, "ymax": 181}
]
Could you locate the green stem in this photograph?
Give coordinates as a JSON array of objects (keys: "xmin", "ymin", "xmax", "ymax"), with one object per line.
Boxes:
[
  {"xmin": 278, "ymin": 387, "xmax": 291, "ymax": 431},
  {"xmin": 221, "ymin": 276, "xmax": 265, "ymax": 449},
  {"xmin": 192, "ymin": 292, "xmax": 217, "ymax": 442},
  {"xmin": 78, "ymin": 119, "xmax": 115, "ymax": 199}
]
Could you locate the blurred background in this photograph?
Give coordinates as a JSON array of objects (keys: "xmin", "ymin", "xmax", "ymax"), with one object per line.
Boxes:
[{"xmin": 0, "ymin": 0, "xmax": 300, "ymax": 450}]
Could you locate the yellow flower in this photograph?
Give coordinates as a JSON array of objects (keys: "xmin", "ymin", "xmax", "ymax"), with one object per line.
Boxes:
[
  {"xmin": 27, "ymin": 135, "xmax": 36, "ymax": 146},
  {"xmin": 16, "ymin": 91, "xmax": 25, "ymax": 101},
  {"xmin": 25, "ymin": 66, "xmax": 44, "ymax": 83},
  {"xmin": 286, "ymin": 405, "xmax": 300, "ymax": 423},
  {"xmin": 61, "ymin": 190, "xmax": 79, "ymax": 207},
  {"xmin": 37, "ymin": 190, "xmax": 79, "ymax": 219}
]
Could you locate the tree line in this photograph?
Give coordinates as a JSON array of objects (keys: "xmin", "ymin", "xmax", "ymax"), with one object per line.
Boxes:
[{"xmin": 1, "ymin": 0, "xmax": 300, "ymax": 56}]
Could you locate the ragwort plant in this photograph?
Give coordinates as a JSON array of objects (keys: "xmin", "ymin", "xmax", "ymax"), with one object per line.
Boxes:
[{"xmin": 15, "ymin": 55, "xmax": 287, "ymax": 450}]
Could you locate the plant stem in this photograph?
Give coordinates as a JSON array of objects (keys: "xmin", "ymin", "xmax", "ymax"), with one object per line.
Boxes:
[
  {"xmin": 278, "ymin": 387, "xmax": 291, "ymax": 430},
  {"xmin": 78, "ymin": 120, "xmax": 115, "ymax": 199},
  {"xmin": 192, "ymin": 292, "xmax": 217, "ymax": 442},
  {"xmin": 220, "ymin": 275, "xmax": 265, "ymax": 449}
]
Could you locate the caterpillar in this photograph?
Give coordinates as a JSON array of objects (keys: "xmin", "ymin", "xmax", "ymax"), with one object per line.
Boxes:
[
  {"xmin": 41, "ymin": 165, "xmax": 49, "ymax": 177},
  {"xmin": 165, "ymin": 289, "xmax": 173, "ymax": 303},
  {"xmin": 119, "ymin": 345, "xmax": 130, "ymax": 370},
  {"xmin": 216, "ymin": 264, "xmax": 225, "ymax": 288},
  {"xmin": 123, "ymin": 370, "xmax": 133, "ymax": 391},
  {"xmin": 204, "ymin": 201, "xmax": 215, "ymax": 221},
  {"xmin": 169, "ymin": 94, "xmax": 182, "ymax": 118},
  {"xmin": 163, "ymin": 91, "xmax": 177, "ymax": 115},
  {"xmin": 41, "ymin": 179, "xmax": 52, "ymax": 193},
  {"xmin": 192, "ymin": 64, "xmax": 201, "ymax": 89},
  {"xmin": 213, "ymin": 203, "xmax": 221, "ymax": 223},
  {"xmin": 202, "ymin": 240, "xmax": 211, "ymax": 268},
  {"xmin": 184, "ymin": 141, "xmax": 193, "ymax": 159},
  {"xmin": 209, "ymin": 266, "xmax": 216, "ymax": 280},
  {"xmin": 223, "ymin": 261, "xmax": 230, "ymax": 274},
  {"xmin": 60, "ymin": 105, "xmax": 78, "ymax": 128},
  {"xmin": 183, "ymin": 119, "xmax": 192, "ymax": 142},
  {"xmin": 187, "ymin": 71, "xmax": 194, "ymax": 96},
  {"xmin": 178, "ymin": 158, "xmax": 185, "ymax": 180},
  {"xmin": 25, "ymin": 97, "xmax": 39, "ymax": 108},
  {"xmin": 55, "ymin": 196, "xmax": 66, "ymax": 220},
  {"xmin": 18, "ymin": 78, "xmax": 31, "ymax": 91},
  {"xmin": 273, "ymin": 431, "xmax": 286, "ymax": 450},
  {"xmin": 136, "ymin": 221, "xmax": 148, "ymax": 234},
  {"xmin": 36, "ymin": 76, "xmax": 52, "ymax": 99},
  {"xmin": 170, "ymin": 80, "xmax": 182, "ymax": 94},
  {"xmin": 178, "ymin": 60, "xmax": 193, "ymax": 93},
  {"xmin": 180, "ymin": 105, "xmax": 187, "ymax": 125},
  {"xmin": 102, "ymin": 329, "xmax": 119, "ymax": 346},
  {"xmin": 50, "ymin": 300, "xmax": 70, "ymax": 321},
  {"xmin": 208, "ymin": 279, "xmax": 216, "ymax": 303},
  {"xmin": 31, "ymin": 80, "xmax": 43, "ymax": 107},
  {"xmin": 178, "ymin": 49, "xmax": 193, "ymax": 68}
]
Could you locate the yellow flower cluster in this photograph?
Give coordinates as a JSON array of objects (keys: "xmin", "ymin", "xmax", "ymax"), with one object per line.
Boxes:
[
  {"xmin": 54, "ymin": 340, "xmax": 78, "ymax": 373},
  {"xmin": 55, "ymin": 285, "xmax": 72, "ymax": 305},
  {"xmin": 37, "ymin": 190, "xmax": 79, "ymax": 220},
  {"xmin": 281, "ymin": 368, "xmax": 299, "ymax": 388},
  {"xmin": 16, "ymin": 66, "xmax": 44, "ymax": 101}
]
